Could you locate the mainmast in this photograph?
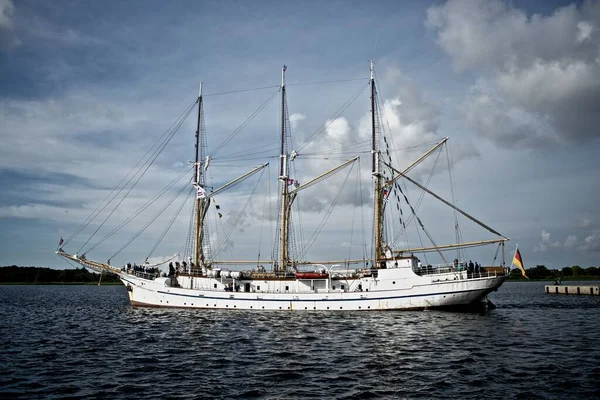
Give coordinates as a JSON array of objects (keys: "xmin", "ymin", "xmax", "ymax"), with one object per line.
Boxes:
[
  {"xmin": 278, "ymin": 65, "xmax": 289, "ymax": 273},
  {"xmin": 194, "ymin": 82, "xmax": 210, "ymax": 267},
  {"xmin": 371, "ymin": 61, "xmax": 384, "ymax": 267}
]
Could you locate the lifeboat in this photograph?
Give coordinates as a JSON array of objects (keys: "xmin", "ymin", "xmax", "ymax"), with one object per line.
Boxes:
[{"xmin": 295, "ymin": 272, "xmax": 329, "ymax": 279}]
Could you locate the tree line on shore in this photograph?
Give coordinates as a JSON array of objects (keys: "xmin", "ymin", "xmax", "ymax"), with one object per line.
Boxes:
[
  {"xmin": 508, "ymin": 265, "xmax": 600, "ymax": 280},
  {"xmin": 2, "ymin": 265, "xmax": 598, "ymax": 283},
  {"xmin": 0, "ymin": 266, "xmax": 120, "ymax": 284}
]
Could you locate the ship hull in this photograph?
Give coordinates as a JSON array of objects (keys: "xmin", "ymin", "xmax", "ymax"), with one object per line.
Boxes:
[{"xmin": 120, "ymin": 271, "xmax": 505, "ymax": 311}]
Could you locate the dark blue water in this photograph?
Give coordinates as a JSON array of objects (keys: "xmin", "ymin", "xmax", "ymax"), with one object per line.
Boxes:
[{"xmin": 1, "ymin": 282, "xmax": 599, "ymax": 399}]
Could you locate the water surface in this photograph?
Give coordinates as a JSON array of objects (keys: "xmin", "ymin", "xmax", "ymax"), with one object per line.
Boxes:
[{"xmin": 1, "ymin": 282, "xmax": 599, "ymax": 399}]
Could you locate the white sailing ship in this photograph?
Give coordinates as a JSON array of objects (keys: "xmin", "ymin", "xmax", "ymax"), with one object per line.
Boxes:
[{"xmin": 58, "ymin": 62, "xmax": 509, "ymax": 311}]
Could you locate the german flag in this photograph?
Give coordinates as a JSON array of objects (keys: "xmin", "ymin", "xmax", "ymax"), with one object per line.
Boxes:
[{"xmin": 513, "ymin": 249, "xmax": 528, "ymax": 278}]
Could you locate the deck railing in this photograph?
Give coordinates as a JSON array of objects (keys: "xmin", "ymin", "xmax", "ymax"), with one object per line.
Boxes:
[
  {"xmin": 123, "ymin": 268, "xmax": 159, "ymax": 281},
  {"xmin": 413, "ymin": 263, "xmax": 506, "ymax": 278}
]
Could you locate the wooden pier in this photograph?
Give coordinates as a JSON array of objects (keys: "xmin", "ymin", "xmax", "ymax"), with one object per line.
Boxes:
[{"xmin": 545, "ymin": 285, "xmax": 600, "ymax": 295}]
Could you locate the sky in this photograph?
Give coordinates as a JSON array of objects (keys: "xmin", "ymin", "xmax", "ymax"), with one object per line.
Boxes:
[{"xmin": 1, "ymin": 0, "xmax": 599, "ymax": 270}]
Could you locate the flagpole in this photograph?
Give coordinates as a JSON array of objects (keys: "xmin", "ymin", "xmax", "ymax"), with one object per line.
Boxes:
[{"xmin": 511, "ymin": 244, "xmax": 518, "ymax": 269}]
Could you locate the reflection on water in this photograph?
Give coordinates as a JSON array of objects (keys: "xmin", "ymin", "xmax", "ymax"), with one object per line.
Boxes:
[{"xmin": 0, "ymin": 282, "xmax": 599, "ymax": 399}]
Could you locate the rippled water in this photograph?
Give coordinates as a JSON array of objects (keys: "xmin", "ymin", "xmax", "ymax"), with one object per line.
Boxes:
[{"xmin": 1, "ymin": 282, "xmax": 599, "ymax": 399}]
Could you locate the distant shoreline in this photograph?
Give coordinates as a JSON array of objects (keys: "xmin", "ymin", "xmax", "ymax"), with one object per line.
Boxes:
[
  {"xmin": 0, "ymin": 266, "xmax": 122, "ymax": 285},
  {"xmin": 507, "ymin": 276, "xmax": 600, "ymax": 282}
]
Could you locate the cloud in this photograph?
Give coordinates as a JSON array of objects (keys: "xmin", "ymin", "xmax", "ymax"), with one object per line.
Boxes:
[
  {"xmin": 579, "ymin": 229, "xmax": 600, "ymax": 252},
  {"xmin": 533, "ymin": 230, "xmax": 561, "ymax": 252},
  {"xmin": 326, "ymin": 117, "xmax": 351, "ymax": 142},
  {"xmin": 294, "ymin": 66, "xmax": 450, "ymax": 214},
  {"xmin": 462, "ymin": 89, "xmax": 558, "ymax": 149},
  {"xmin": 564, "ymin": 235, "xmax": 578, "ymax": 249},
  {"xmin": 289, "ymin": 113, "xmax": 305, "ymax": 131},
  {"xmin": 0, "ymin": 0, "xmax": 19, "ymax": 49},
  {"xmin": 427, "ymin": 0, "xmax": 600, "ymax": 148},
  {"xmin": 0, "ymin": 203, "xmax": 67, "ymax": 220},
  {"xmin": 577, "ymin": 217, "xmax": 593, "ymax": 228}
]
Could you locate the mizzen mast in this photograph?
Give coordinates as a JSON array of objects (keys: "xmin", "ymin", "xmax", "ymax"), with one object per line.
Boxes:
[
  {"xmin": 193, "ymin": 82, "xmax": 211, "ymax": 267},
  {"xmin": 371, "ymin": 61, "xmax": 385, "ymax": 267}
]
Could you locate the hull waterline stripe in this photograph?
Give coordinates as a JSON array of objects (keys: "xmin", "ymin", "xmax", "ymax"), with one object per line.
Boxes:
[{"xmin": 148, "ymin": 286, "xmax": 498, "ymax": 303}]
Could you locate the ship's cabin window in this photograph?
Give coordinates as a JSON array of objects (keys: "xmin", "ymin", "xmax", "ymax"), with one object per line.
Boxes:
[
  {"xmin": 341, "ymin": 285, "xmax": 345, "ymax": 290},
  {"xmin": 332, "ymin": 285, "xmax": 336, "ymax": 290},
  {"xmin": 213, "ymin": 284, "xmax": 217, "ymax": 289},
  {"xmin": 257, "ymin": 286, "xmax": 261, "ymax": 291},
  {"xmin": 285, "ymin": 285, "xmax": 289, "ymax": 291}
]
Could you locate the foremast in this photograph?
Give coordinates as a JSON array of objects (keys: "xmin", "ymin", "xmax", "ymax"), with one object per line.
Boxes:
[
  {"xmin": 278, "ymin": 65, "xmax": 291, "ymax": 273},
  {"xmin": 371, "ymin": 61, "xmax": 385, "ymax": 267},
  {"xmin": 194, "ymin": 82, "xmax": 211, "ymax": 267}
]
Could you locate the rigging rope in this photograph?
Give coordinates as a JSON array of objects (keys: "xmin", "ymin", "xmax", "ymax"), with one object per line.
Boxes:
[
  {"xmin": 77, "ymin": 102, "xmax": 197, "ymax": 254},
  {"xmin": 209, "ymin": 88, "xmax": 280, "ymax": 157},
  {"xmin": 216, "ymin": 143, "xmax": 279, "ymax": 161},
  {"xmin": 146, "ymin": 187, "xmax": 194, "ymax": 261},
  {"xmin": 288, "ymin": 77, "xmax": 367, "ymax": 87},
  {"xmin": 347, "ymin": 163, "xmax": 363, "ymax": 262},
  {"xmin": 299, "ymin": 164, "xmax": 355, "ymax": 260},
  {"xmin": 204, "ymin": 85, "xmax": 280, "ymax": 97},
  {"xmin": 82, "ymin": 166, "xmax": 193, "ymax": 254},
  {"xmin": 109, "ymin": 179, "xmax": 192, "ymax": 261},
  {"xmin": 202, "ymin": 78, "xmax": 366, "ymax": 97},
  {"xmin": 66, "ymin": 99, "xmax": 198, "ymax": 248},
  {"xmin": 183, "ymin": 188, "xmax": 197, "ymax": 262},
  {"xmin": 210, "ymin": 168, "xmax": 266, "ymax": 261},
  {"xmin": 256, "ymin": 165, "xmax": 271, "ymax": 265},
  {"xmin": 296, "ymin": 82, "xmax": 369, "ymax": 153}
]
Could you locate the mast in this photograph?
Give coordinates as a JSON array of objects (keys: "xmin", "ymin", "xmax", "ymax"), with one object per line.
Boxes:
[
  {"xmin": 193, "ymin": 82, "xmax": 210, "ymax": 268},
  {"xmin": 371, "ymin": 60, "xmax": 384, "ymax": 267},
  {"xmin": 278, "ymin": 65, "xmax": 289, "ymax": 273}
]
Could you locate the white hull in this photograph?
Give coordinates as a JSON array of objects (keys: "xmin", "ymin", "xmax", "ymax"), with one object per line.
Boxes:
[{"xmin": 120, "ymin": 265, "xmax": 505, "ymax": 311}]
